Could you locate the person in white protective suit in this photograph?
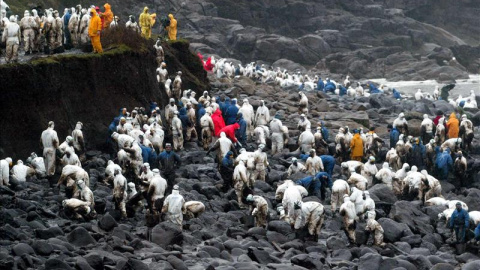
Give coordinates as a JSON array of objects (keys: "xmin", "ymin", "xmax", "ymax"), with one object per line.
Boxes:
[
  {"xmin": 347, "ymin": 169, "xmax": 368, "ymax": 191},
  {"xmin": 125, "ymin": 15, "xmax": 140, "ymax": 32},
  {"xmin": 255, "ymin": 100, "xmax": 270, "ymax": 127},
  {"xmin": 294, "ymin": 201, "xmax": 325, "ymax": 241},
  {"xmin": 2, "ymin": 16, "xmax": 20, "ymax": 63},
  {"xmin": 57, "ymin": 165, "xmax": 89, "ymax": 198},
  {"xmin": 31, "ymin": 9, "xmax": 42, "ymax": 52},
  {"xmin": 111, "ymin": 132, "xmax": 135, "ymax": 150},
  {"xmin": 297, "ymin": 114, "xmax": 311, "ymax": 132},
  {"xmin": 62, "ymin": 198, "xmax": 92, "ymax": 220},
  {"xmin": 298, "ymin": 92, "xmax": 309, "ymax": 114},
  {"xmin": 275, "ymin": 179, "xmax": 295, "ymax": 201},
  {"xmin": 58, "ymin": 136, "xmax": 75, "ymax": 156},
  {"xmin": 340, "ymin": 195, "xmax": 357, "ymax": 244},
  {"xmin": 331, "ymin": 179, "xmax": 350, "ymax": 214},
  {"xmin": 386, "ymin": 148, "xmax": 402, "ymax": 171},
  {"xmin": 375, "ymin": 162, "xmax": 395, "ymax": 189},
  {"xmin": 79, "ymin": 8, "xmax": 90, "ymax": 44},
  {"xmin": 419, "ymin": 170, "xmax": 443, "ymax": 201},
  {"xmin": 364, "ymin": 211, "xmax": 385, "ymax": 247},
  {"xmin": 283, "ymin": 185, "xmax": 308, "ymax": 225},
  {"xmin": 62, "ymin": 149, "xmax": 81, "ymax": 167},
  {"xmin": 246, "ymin": 194, "xmax": 269, "ymax": 228},
  {"xmin": 153, "ymin": 38, "xmax": 164, "ymax": 66},
  {"xmin": 421, "ymin": 114, "xmax": 435, "ymax": 144},
  {"xmin": 415, "ymin": 89, "xmax": 424, "ymax": 101},
  {"xmin": 171, "ymin": 111, "xmax": 184, "ymax": 151},
  {"xmin": 349, "ymin": 186, "xmax": 365, "ymax": 218},
  {"xmin": 147, "ymin": 168, "xmax": 167, "ymax": 214},
  {"xmin": 198, "ymin": 91, "xmax": 211, "ymax": 106},
  {"xmin": 162, "ymin": 185, "xmax": 186, "ymax": 228},
  {"xmin": 362, "ymin": 191, "xmax": 375, "ymax": 216},
  {"xmin": 138, "ymin": 163, "xmax": 154, "ymax": 192},
  {"xmin": 404, "ymin": 165, "xmax": 426, "ymax": 199},
  {"xmin": 233, "ymin": 157, "xmax": 251, "ymax": 208},
  {"xmin": 40, "ymin": 121, "xmax": 59, "ymax": 177},
  {"xmin": 304, "ymin": 149, "xmax": 324, "ymax": 175},
  {"xmin": 20, "ymin": 10, "xmax": 37, "ymax": 55},
  {"xmin": 146, "ymin": 123, "xmax": 164, "ymax": 153},
  {"xmin": 165, "ymin": 98, "xmax": 177, "ymax": 126},
  {"xmin": 298, "ymin": 128, "xmax": 315, "ymax": 154},
  {"xmin": 425, "ymin": 197, "xmax": 448, "ymax": 207},
  {"xmin": 0, "ymin": 157, "xmax": 13, "ymax": 186},
  {"xmin": 287, "ymin": 158, "xmax": 305, "ymax": 177},
  {"xmin": 393, "ymin": 163, "xmax": 410, "ymax": 196},
  {"xmin": 361, "ymin": 156, "xmax": 378, "ymax": 188},
  {"xmin": 239, "ymin": 99, "xmax": 254, "ymax": 139},
  {"xmin": 26, "ymin": 153, "xmax": 46, "ymax": 178},
  {"xmin": 172, "ymin": 71, "xmax": 183, "ymax": 100},
  {"xmin": 67, "ymin": 5, "xmax": 81, "ymax": 47},
  {"xmin": 441, "ymin": 138, "xmax": 462, "ymax": 152},
  {"xmin": 251, "ymin": 144, "xmax": 269, "ymax": 182},
  {"xmin": 104, "ymin": 160, "xmax": 122, "ymax": 185},
  {"xmin": 341, "ymin": 160, "xmax": 363, "ymax": 178},
  {"xmin": 200, "ymin": 107, "xmax": 215, "ymax": 150},
  {"xmin": 393, "ymin": 112, "xmax": 409, "ymax": 135},
  {"xmin": 270, "ymin": 113, "xmax": 285, "ymax": 155},
  {"xmin": 157, "ymin": 62, "xmax": 168, "ymax": 83},
  {"xmin": 460, "ymin": 114, "xmax": 474, "ymax": 151},
  {"xmin": 207, "ymin": 132, "xmax": 236, "ymax": 165},
  {"xmin": 72, "ymin": 121, "xmax": 85, "ymax": 157},
  {"xmin": 185, "ymin": 102, "xmax": 198, "ymax": 141},
  {"xmin": 113, "ymin": 169, "xmax": 128, "ymax": 218},
  {"xmin": 11, "ymin": 160, "xmax": 35, "ymax": 182},
  {"xmin": 335, "ymin": 127, "xmax": 349, "ymax": 162},
  {"xmin": 184, "ymin": 201, "xmax": 205, "ymax": 219},
  {"xmin": 253, "ymin": 125, "xmax": 269, "ymax": 145},
  {"xmin": 75, "ymin": 179, "xmax": 95, "ymax": 212}
]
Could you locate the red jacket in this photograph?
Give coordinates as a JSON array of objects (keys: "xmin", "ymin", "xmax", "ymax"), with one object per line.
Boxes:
[
  {"xmin": 220, "ymin": 123, "xmax": 240, "ymax": 143},
  {"xmin": 433, "ymin": 115, "xmax": 442, "ymax": 126},
  {"xmin": 212, "ymin": 109, "xmax": 226, "ymax": 137}
]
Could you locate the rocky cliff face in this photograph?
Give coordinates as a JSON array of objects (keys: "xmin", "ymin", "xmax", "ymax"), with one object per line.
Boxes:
[{"xmin": 0, "ymin": 41, "xmax": 208, "ymax": 159}]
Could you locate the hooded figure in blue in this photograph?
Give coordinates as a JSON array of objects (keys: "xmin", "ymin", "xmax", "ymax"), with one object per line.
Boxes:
[
  {"xmin": 317, "ymin": 78, "xmax": 324, "ymax": 91},
  {"xmin": 157, "ymin": 143, "xmax": 182, "ymax": 192},
  {"xmin": 295, "ymin": 172, "xmax": 332, "ymax": 200},
  {"xmin": 225, "ymin": 99, "xmax": 239, "ymax": 125},
  {"xmin": 236, "ymin": 113, "xmax": 247, "ymax": 147},
  {"xmin": 393, "ymin": 88, "xmax": 402, "ymax": 100},
  {"xmin": 388, "ymin": 124, "xmax": 400, "ymax": 148},
  {"xmin": 179, "ymin": 107, "xmax": 189, "ymax": 129},
  {"xmin": 319, "ymin": 121, "xmax": 329, "ymax": 141},
  {"xmin": 324, "ymin": 79, "xmax": 336, "ymax": 93},
  {"xmin": 149, "ymin": 102, "xmax": 158, "ymax": 114},
  {"xmin": 449, "ymin": 202, "xmax": 469, "ymax": 243},
  {"xmin": 220, "ymin": 151, "xmax": 235, "ymax": 191},
  {"xmin": 320, "ymin": 155, "xmax": 335, "ymax": 177},
  {"xmin": 368, "ymin": 83, "xmax": 382, "ymax": 94},
  {"xmin": 197, "ymin": 103, "xmax": 206, "ymax": 126},
  {"xmin": 409, "ymin": 138, "xmax": 426, "ymax": 170},
  {"xmin": 221, "ymin": 98, "xmax": 231, "ymax": 119},
  {"xmin": 139, "ymin": 135, "xmax": 157, "ymax": 165},
  {"xmin": 436, "ymin": 148, "xmax": 453, "ymax": 180},
  {"xmin": 339, "ymin": 85, "xmax": 347, "ymax": 96}
]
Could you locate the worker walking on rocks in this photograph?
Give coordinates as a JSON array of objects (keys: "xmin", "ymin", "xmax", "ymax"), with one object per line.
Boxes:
[
  {"xmin": 220, "ymin": 151, "xmax": 235, "ymax": 192},
  {"xmin": 40, "ymin": 121, "xmax": 59, "ymax": 178},
  {"xmin": 365, "ymin": 211, "xmax": 385, "ymax": 247},
  {"xmin": 331, "ymin": 180, "xmax": 350, "ymax": 215},
  {"xmin": 147, "ymin": 169, "xmax": 167, "ymax": 215},
  {"xmin": 251, "ymin": 144, "xmax": 269, "ymax": 182},
  {"xmin": 255, "ymin": 100, "xmax": 270, "ymax": 127},
  {"xmin": 246, "ymin": 194, "xmax": 269, "ymax": 228},
  {"xmin": 162, "ymin": 185, "xmax": 185, "ymax": 228},
  {"xmin": 113, "ymin": 169, "xmax": 128, "ymax": 218},
  {"xmin": 139, "ymin": 7, "xmax": 151, "ymax": 38},
  {"xmin": 270, "ymin": 113, "xmax": 284, "ymax": 155},
  {"xmin": 2, "ymin": 16, "xmax": 20, "ymax": 63},
  {"xmin": 446, "ymin": 112, "xmax": 459, "ymax": 139},
  {"xmin": 450, "ymin": 202, "xmax": 469, "ymax": 243},
  {"xmin": 294, "ymin": 201, "xmax": 325, "ymax": 241},
  {"xmin": 166, "ymin": 14, "xmax": 177, "ymax": 40},
  {"xmin": 88, "ymin": 8, "xmax": 103, "ymax": 53},
  {"xmin": 233, "ymin": 156, "xmax": 250, "ymax": 207},
  {"xmin": 239, "ymin": 99, "xmax": 254, "ymax": 140},
  {"xmin": 200, "ymin": 107, "xmax": 215, "ymax": 150},
  {"xmin": 340, "ymin": 195, "xmax": 357, "ymax": 245},
  {"xmin": 171, "ymin": 111, "xmax": 184, "ymax": 151}
]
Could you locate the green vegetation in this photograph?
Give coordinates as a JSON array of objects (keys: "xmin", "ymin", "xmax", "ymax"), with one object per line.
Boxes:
[{"xmin": 8, "ymin": 0, "xmax": 78, "ymax": 15}]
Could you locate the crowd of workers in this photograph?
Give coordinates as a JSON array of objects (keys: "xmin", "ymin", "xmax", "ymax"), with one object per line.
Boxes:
[
  {"xmin": 0, "ymin": 68, "xmax": 477, "ymax": 246},
  {"xmin": 0, "ymin": 3, "xmax": 178, "ymax": 63}
]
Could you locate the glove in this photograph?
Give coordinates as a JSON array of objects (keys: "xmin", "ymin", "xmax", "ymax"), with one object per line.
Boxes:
[{"xmin": 267, "ymin": 166, "xmax": 271, "ymax": 172}]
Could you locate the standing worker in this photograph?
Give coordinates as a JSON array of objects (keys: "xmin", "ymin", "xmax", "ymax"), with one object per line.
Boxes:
[
  {"xmin": 139, "ymin": 7, "xmax": 151, "ymax": 39},
  {"xmin": 88, "ymin": 8, "xmax": 103, "ymax": 53},
  {"xmin": 102, "ymin": 3, "xmax": 113, "ymax": 29},
  {"xmin": 166, "ymin": 14, "xmax": 177, "ymax": 40},
  {"xmin": 449, "ymin": 202, "xmax": 469, "ymax": 244},
  {"xmin": 350, "ymin": 129, "xmax": 364, "ymax": 162},
  {"xmin": 2, "ymin": 16, "xmax": 20, "ymax": 63}
]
